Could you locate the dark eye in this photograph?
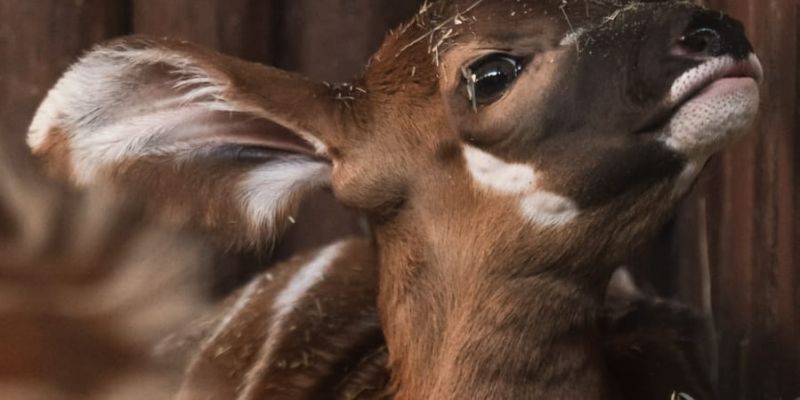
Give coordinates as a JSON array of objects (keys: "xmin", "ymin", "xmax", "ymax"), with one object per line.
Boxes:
[{"xmin": 464, "ymin": 55, "xmax": 523, "ymax": 107}]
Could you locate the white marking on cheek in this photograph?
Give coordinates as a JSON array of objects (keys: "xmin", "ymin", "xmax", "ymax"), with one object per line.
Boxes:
[
  {"xmin": 464, "ymin": 145, "xmax": 537, "ymax": 194},
  {"xmin": 519, "ymin": 191, "xmax": 580, "ymax": 226},
  {"xmin": 238, "ymin": 242, "xmax": 345, "ymax": 400},
  {"xmin": 463, "ymin": 145, "xmax": 580, "ymax": 227}
]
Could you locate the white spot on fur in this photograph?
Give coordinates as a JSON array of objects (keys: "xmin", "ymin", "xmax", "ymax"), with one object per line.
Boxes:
[
  {"xmin": 520, "ymin": 191, "xmax": 579, "ymax": 226},
  {"xmin": 671, "ymin": 392, "xmax": 696, "ymax": 400},
  {"xmin": 238, "ymin": 242, "xmax": 345, "ymax": 400},
  {"xmin": 464, "ymin": 146, "xmax": 579, "ymax": 227},
  {"xmin": 203, "ymin": 277, "xmax": 263, "ymax": 349},
  {"xmin": 672, "ymin": 160, "xmax": 705, "ymax": 197},
  {"xmin": 272, "ymin": 243, "xmax": 342, "ymax": 327},
  {"xmin": 237, "ymin": 160, "xmax": 330, "ymax": 233},
  {"xmin": 607, "ymin": 268, "xmax": 643, "ymax": 301},
  {"xmin": 464, "ymin": 145, "xmax": 536, "ymax": 194},
  {"xmin": 559, "ymin": 27, "xmax": 586, "ymax": 47}
]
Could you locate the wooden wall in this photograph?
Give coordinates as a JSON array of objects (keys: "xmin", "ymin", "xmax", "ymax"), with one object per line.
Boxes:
[
  {"xmin": 675, "ymin": 1, "xmax": 799, "ymax": 398},
  {"xmin": 0, "ymin": 1, "xmax": 796, "ymax": 398},
  {"xmin": 0, "ymin": 0, "xmax": 421, "ymax": 142}
]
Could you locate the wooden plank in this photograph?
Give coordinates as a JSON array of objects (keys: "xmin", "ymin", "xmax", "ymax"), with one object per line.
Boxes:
[
  {"xmin": 0, "ymin": 0, "xmax": 128, "ymax": 144},
  {"xmin": 792, "ymin": 0, "xmax": 800, "ymax": 395},
  {"xmin": 681, "ymin": 0, "xmax": 800, "ymax": 398},
  {"xmin": 278, "ymin": 0, "xmax": 422, "ymax": 81},
  {"xmin": 132, "ymin": 0, "xmax": 274, "ymax": 63}
]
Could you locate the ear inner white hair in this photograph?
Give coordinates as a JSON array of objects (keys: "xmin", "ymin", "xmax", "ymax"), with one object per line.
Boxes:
[{"xmin": 238, "ymin": 160, "xmax": 332, "ymax": 234}]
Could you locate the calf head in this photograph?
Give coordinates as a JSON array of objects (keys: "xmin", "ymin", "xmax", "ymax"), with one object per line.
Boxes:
[
  {"xmin": 356, "ymin": 2, "xmax": 760, "ymax": 396},
  {"xmin": 351, "ymin": 0, "xmax": 762, "ymax": 277},
  {"xmin": 28, "ymin": 0, "xmax": 761, "ymax": 398}
]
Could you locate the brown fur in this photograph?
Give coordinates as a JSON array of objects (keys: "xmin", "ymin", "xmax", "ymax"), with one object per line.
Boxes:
[
  {"xmin": 604, "ymin": 297, "xmax": 716, "ymax": 399},
  {"xmin": 171, "ymin": 251, "xmax": 714, "ymax": 400},
  {"xmin": 107, "ymin": 155, "xmax": 288, "ymax": 251},
  {"xmin": 175, "ymin": 239, "xmax": 385, "ymax": 400}
]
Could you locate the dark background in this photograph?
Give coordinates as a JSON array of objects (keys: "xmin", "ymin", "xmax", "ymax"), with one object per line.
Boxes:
[{"xmin": 0, "ymin": 1, "xmax": 796, "ymax": 399}]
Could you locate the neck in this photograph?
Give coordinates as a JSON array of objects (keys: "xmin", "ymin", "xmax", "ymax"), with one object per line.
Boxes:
[{"xmin": 377, "ymin": 229, "xmax": 613, "ymax": 400}]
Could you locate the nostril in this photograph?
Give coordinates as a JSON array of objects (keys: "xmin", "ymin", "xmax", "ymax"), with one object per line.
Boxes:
[
  {"xmin": 673, "ymin": 11, "xmax": 753, "ymax": 60},
  {"xmin": 674, "ymin": 27, "xmax": 722, "ymax": 58}
]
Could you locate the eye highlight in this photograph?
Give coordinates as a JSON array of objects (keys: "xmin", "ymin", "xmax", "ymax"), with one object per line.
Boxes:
[{"xmin": 462, "ymin": 54, "xmax": 524, "ymax": 110}]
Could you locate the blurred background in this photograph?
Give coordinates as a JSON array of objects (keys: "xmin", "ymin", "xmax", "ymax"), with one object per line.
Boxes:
[{"xmin": 0, "ymin": 1, "xmax": 796, "ymax": 399}]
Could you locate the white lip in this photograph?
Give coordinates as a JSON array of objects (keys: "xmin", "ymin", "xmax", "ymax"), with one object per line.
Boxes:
[
  {"xmin": 689, "ymin": 76, "xmax": 757, "ymax": 103},
  {"xmin": 669, "ymin": 54, "xmax": 763, "ymax": 105},
  {"xmin": 661, "ymin": 53, "xmax": 762, "ymax": 157}
]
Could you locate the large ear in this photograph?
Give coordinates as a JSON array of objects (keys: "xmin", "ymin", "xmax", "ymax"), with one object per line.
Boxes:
[{"xmin": 27, "ymin": 36, "xmax": 354, "ymax": 249}]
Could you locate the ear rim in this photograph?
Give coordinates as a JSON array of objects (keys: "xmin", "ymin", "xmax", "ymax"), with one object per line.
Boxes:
[{"xmin": 28, "ymin": 36, "xmax": 345, "ymax": 165}]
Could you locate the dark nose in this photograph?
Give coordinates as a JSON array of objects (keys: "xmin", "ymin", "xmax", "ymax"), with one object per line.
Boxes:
[{"xmin": 672, "ymin": 11, "xmax": 753, "ymax": 60}]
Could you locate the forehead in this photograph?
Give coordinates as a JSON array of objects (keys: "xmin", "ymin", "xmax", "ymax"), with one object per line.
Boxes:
[
  {"xmin": 417, "ymin": 0, "xmax": 618, "ymax": 51},
  {"xmin": 366, "ymin": 0, "xmax": 694, "ymax": 101},
  {"xmin": 430, "ymin": 0, "xmax": 688, "ymax": 41},
  {"xmin": 433, "ymin": 0, "xmax": 631, "ymax": 23}
]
